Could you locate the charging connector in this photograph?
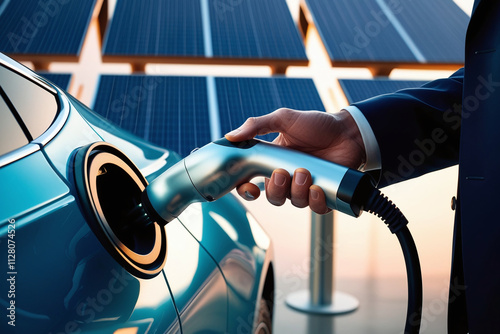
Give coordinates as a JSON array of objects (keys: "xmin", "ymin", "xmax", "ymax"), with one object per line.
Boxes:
[{"xmin": 139, "ymin": 137, "xmax": 423, "ymax": 332}]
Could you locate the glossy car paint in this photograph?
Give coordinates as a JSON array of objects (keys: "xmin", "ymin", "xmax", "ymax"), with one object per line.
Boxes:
[{"xmin": 0, "ymin": 54, "xmax": 273, "ymax": 334}]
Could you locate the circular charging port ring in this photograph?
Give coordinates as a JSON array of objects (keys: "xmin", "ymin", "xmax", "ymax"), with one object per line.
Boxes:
[{"xmin": 74, "ymin": 142, "xmax": 167, "ymax": 279}]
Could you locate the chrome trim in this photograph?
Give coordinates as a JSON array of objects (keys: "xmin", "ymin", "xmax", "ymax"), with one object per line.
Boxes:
[
  {"xmin": 0, "ymin": 52, "xmax": 70, "ymax": 166},
  {"xmin": 0, "ymin": 144, "xmax": 40, "ymax": 168},
  {"xmin": 0, "ymin": 53, "xmax": 56, "ymax": 94}
]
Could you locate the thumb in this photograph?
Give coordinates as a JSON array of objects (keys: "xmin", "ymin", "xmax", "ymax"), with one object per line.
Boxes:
[{"xmin": 225, "ymin": 109, "xmax": 292, "ymax": 142}]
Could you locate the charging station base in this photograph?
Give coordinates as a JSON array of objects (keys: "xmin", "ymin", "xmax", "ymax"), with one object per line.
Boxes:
[{"xmin": 286, "ymin": 290, "xmax": 359, "ymax": 315}]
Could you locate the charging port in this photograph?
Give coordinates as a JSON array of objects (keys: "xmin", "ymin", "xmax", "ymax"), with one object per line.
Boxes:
[{"xmin": 74, "ymin": 142, "xmax": 167, "ymax": 279}]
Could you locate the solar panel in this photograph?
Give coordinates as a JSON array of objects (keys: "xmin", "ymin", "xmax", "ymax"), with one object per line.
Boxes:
[
  {"xmin": 209, "ymin": 0, "xmax": 307, "ymax": 61},
  {"xmin": 0, "ymin": 0, "xmax": 97, "ymax": 56},
  {"xmin": 306, "ymin": 0, "xmax": 414, "ymax": 63},
  {"xmin": 339, "ymin": 78, "xmax": 427, "ymax": 104},
  {"xmin": 102, "ymin": 0, "xmax": 307, "ymax": 69},
  {"xmin": 92, "ymin": 75, "xmax": 211, "ymax": 157},
  {"xmin": 93, "ymin": 75, "xmax": 325, "ymax": 156},
  {"xmin": 103, "ymin": 0, "xmax": 204, "ymax": 57},
  {"xmin": 216, "ymin": 77, "xmax": 325, "ymax": 142},
  {"xmin": 37, "ymin": 73, "xmax": 71, "ymax": 91},
  {"xmin": 391, "ymin": 0, "xmax": 468, "ymax": 63},
  {"xmin": 304, "ymin": 0, "xmax": 468, "ymax": 66}
]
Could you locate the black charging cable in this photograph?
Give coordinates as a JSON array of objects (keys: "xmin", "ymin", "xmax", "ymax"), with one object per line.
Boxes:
[{"xmin": 363, "ymin": 187, "xmax": 423, "ymax": 334}]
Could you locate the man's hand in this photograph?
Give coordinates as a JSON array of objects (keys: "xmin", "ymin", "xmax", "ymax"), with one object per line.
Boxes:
[{"xmin": 224, "ymin": 108, "xmax": 366, "ymax": 214}]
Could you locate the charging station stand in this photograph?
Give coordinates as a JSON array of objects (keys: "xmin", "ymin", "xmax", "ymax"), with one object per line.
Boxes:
[{"xmin": 286, "ymin": 211, "xmax": 359, "ymax": 314}]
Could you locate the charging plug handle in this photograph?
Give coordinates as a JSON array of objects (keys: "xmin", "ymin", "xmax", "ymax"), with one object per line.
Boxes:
[
  {"xmin": 144, "ymin": 137, "xmax": 377, "ymax": 224},
  {"xmin": 142, "ymin": 137, "xmax": 422, "ymax": 333}
]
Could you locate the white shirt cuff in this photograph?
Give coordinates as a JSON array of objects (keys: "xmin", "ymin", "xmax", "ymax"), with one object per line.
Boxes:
[{"xmin": 343, "ymin": 106, "xmax": 382, "ymax": 171}]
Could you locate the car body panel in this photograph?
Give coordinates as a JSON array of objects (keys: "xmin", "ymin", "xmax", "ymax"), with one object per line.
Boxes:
[
  {"xmin": 0, "ymin": 53, "xmax": 273, "ymax": 333},
  {"xmin": 0, "ymin": 146, "xmax": 180, "ymax": 334},
  {"xmin": 42, "ymin": 102, "xmax": 103, "ymax": 179},
  {"xmin": 164, "ymin": 220, "xmax": 228, "ymax": 333},
  {"xmin": 177, "ymin": 196, "xmax": 273, "ymax": 333},
  {"xmin": 0, "ymin": 151, "xmax": 69, "ymax": 225},
  {"xmin": 0, "ymin": 187, "xmax": 180, "ymax": 334}
]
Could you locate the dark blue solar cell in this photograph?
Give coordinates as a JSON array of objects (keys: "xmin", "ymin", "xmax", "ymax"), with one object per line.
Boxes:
[
  {"xmin": 216, "ymin": 77, "xmax": 325, "ymax": 142},
  {"xmin": 388, "ymin": 0, "xmax": 468, "ymax": 63},
  {"xmin": 305, "ymin": 0, "xmax": 416, "ymax": 63},
  {"xmin": 92, "ymin": 75, "xmax": 211, "ymax": 157},
  {"xmin": 103, "ymin": 0, "xmax": 306, "ymax": 62},
  {"xmin": 0, "ymin": 0, "xmax": 97, "ymax": 55},
  {"xmin": 339, "ymin": 78, "xmax": 427, "ymax": 104},
  {"xmin": 93, "ymin": 75, "xmax": 323, "ymax": 156},
  {"xmin": 103, "ymin": 0, "xmax": 204, "ymax": 57},
  {"xmin": 210, "ymin": 0, "xmax": 307, "ymax": 60},
  {"xmin": 305, "ymin": 0, "xmax": 468, "ymax": 64},
  {"xmin": 37, "ymin": 73, "xmax": 71, "ymax": 91}
]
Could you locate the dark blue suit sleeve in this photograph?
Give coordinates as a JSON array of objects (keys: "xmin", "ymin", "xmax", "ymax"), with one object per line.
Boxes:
[{"xmin": 353, "ymin": 68, "xmax": 464, "ymax": 186}]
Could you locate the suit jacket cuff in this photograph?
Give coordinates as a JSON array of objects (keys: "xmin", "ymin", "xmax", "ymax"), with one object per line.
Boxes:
[{"xmin": 343, "ymin": 105, "xmax": 382, "ymax": 172}]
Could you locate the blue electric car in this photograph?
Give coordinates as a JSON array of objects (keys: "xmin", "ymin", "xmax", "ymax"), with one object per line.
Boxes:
[{"xmin": 0, "ymin": 53, "xmax": 274, "ymax": 334}]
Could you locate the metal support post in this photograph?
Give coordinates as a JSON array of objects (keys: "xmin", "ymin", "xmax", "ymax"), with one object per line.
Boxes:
[{"xmin": 286, "ymin": 211, "xmax": 359, "ymax": 314}]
